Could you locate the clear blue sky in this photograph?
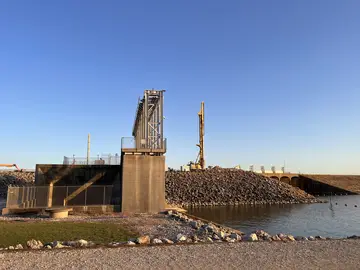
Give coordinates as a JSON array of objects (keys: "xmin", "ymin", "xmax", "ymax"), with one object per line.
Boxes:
[{"xmin": 1, "ymin": 1, "xmax": 359, "ymax": 174}]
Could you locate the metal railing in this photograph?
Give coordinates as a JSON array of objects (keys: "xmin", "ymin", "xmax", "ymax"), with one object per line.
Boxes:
[
  {"xmin": 121, "ymin": 137, "xmax": 167, "ymax": 152},
  {"xmin": 6, "ymin": 185, "xmax": 113, "ymax": 208},
  {"xmin": 63, "ymin": 155, "xmax": 121, "ymax": 165}
]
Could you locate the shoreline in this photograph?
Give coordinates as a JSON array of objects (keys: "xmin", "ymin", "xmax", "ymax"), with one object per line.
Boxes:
[{"xmin": 1, "ymin": 210, "xmax": 360, "ymax": 252}]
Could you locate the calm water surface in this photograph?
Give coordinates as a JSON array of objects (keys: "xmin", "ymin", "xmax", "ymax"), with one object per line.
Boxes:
[{"xmin": 187, "ymin": 195, "xmax": 360, "ymax": 238}]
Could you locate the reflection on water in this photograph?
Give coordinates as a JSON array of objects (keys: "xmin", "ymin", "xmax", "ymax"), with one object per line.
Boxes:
[{"xmin": 187, "ymin": 195, "xmax": 360, "ymax": 238}]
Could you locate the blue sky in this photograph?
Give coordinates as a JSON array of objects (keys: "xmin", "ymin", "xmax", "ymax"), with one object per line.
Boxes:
[{"xmin": 0, "ymin": 1, "xmax": 359, "ymax": 174}]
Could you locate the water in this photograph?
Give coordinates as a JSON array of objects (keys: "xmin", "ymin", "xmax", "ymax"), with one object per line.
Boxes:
[{"xmin": 187, "ymin": 195, "xmax": 360, "ymax": 238}]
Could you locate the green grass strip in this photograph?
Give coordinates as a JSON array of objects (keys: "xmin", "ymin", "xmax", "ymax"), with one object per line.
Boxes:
[{"xmin": 0, "ymin": 221, "xmax": 137, "ymax": 247}]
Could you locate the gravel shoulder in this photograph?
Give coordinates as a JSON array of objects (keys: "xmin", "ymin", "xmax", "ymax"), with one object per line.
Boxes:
[{"xmin": 1, "ymin": 240, "xmax": 360, "ymax": 270}]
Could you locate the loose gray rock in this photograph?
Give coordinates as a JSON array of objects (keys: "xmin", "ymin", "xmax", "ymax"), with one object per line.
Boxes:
[
  {"xmin": 165, "ymin": 169, "xmax": 317, "ymax": 206},
  {"xmin": 8, "ymin": 246, "xmax": 14, "ymax": 250},
  {"xmin": 192, "ymin": 235, "xmax": 199, "ymax": 242},
  {"xmin": 127, "ymin": 241, "xmax": 136, "ymax": 245},
  {"xmin": 308, "ymin": 236, "xmax": 315, "ymax": 241}
]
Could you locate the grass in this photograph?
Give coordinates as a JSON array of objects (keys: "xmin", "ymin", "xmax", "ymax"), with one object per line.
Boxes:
[{"xmin": 0, "ymin": 221, "xmax": 137, "ymax": 247}]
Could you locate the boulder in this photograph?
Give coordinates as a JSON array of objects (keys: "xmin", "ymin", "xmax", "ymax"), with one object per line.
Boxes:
[
  {"xmin": 15, "ymin": 244, "xmax": 23, "ymax": 250},
  {"xmin": 263, "ymin": 235, "xmax": 272, "ymax": 242},
  {"xmin": 207, "ymin": 237, "xmax": 213, "ymax": 242},
  {"xmin": 217, "ymin": 231, "xmax": 226, "ymax": 239},
  {"xmin": 176, "ymin": 234, "xmax": 187, "ymax": 242},
  {"xmin": 26, "ymin": 239, "xmax": 43, "ymax": 249},
  {"xmin": 136, "ymin": 235, "xmax": 151, "ymax": 244},
  {"xmin": 308, "ymin": 236, "xmax": 315, "ymax": 241},
  {"xmin": 127, "ymin": 241, "xmax": 136, "ymax": 245},
  {"xmin": 77, "ymin": 239, "xmax": 89, "ymax": 247},
  {"xmin": 190, "ymin": 221, "xmax": 199, "ymax": 229},
  {"xmin": 162, "ymin": 238, "xmax": 174, "ymax": 244},
  {"xmin": 247, "ymin": 233, "xmax": 258, "ymax": 242},
  {"xmin": 295, "ymin": 236, "xmax": 308, "ymax": 241},
  {"xmin": 53, "ymin": 242, "xmax": 65, "ymax": 249},
  {"xmin": 287, "ymin": 235, "xmax": 296, "ymax": 241},
  {"xmin": 315, "ymin": 236, "xmax": 326, "ymax": 240},
  {"xmin": 8, "ymin": 246, "xmax": 14, "ymax": 250},
  {"xmin": 225, "ymin": 237, "xmax": 235, "ymax": 243},
  {"xmin": 212, "ymin": 234, "xmax": 220, "ymax": 241},
  {"xmin": 271, "ymin": 235, "xmax": 281, "ymax": 241},
  {"xmin": 151, "ymin": 238, "xmax": 163, "ymax": 244},
  {"xmin": 230, "ymin": 233, "xmax": 241, "ymax": 241}
]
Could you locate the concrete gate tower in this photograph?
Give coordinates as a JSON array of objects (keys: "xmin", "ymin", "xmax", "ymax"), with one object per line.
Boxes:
[{"xmin": 120, "ymin": 90, "xmax": 166, "ymax": 213}]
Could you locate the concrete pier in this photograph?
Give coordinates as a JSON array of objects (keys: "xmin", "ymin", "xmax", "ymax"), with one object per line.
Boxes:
[{"xmin": 121, "ymin": 154, "xmax": 166, "ymax": 213}]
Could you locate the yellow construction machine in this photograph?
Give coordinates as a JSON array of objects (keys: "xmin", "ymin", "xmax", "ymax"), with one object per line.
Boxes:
[
  {"xmin": 0, "ymin": 164, "xmax": 21, "ymax": 171},
  {"xmin": 188, "ymin": 102, "xmax": 205, "ymax": 170}
]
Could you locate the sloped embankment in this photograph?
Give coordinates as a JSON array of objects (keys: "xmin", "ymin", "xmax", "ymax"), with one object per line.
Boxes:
[
  {"xmin": 166, "ymin": 168, "xmax": 318, "ymax": 206},
  {"xmin": 0, "ymin": 171, "xmax": 34, "ymax": 198}
]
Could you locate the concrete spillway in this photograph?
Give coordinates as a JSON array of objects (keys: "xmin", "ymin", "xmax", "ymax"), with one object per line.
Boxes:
[{"xmin": 301, "ymin": 174, "xmax": 360, "ymax": 195}]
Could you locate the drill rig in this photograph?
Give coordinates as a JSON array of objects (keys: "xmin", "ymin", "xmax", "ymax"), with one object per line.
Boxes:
[{"xmin": 188, "ymin": 102, "xmax": 205, "ymax": 170}]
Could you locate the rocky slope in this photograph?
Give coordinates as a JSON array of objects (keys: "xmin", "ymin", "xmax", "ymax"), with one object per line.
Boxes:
[
  {"xmin": 0, "ymin": 169, "xmax": 317, "ymax": 206},
  {"xmin": 166, "ymin": 168, "xmax": 317, "ymax": 206},
  {"xmin": 0, "ymin": 171, "xmax": 34, "ymax": 198}
]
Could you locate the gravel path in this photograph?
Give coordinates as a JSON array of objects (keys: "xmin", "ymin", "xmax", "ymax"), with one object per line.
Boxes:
[{"xmin": 1, "ymin": 240, "xmax": 360, "ymax": 270}]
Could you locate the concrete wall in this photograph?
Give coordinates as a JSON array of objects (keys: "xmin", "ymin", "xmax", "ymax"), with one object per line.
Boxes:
[
  {"xmin": 121, "ymin": 154, "xmax": 165, "ymax": 213},
  {"xmin": 35, "ymin": 165, "xmax": 122, "ymax": 205}
]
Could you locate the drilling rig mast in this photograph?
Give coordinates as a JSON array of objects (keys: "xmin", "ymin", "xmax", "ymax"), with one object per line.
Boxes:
[{"xmin": 187, "ymin": 102, "xmax": 205, "ymax": 170}]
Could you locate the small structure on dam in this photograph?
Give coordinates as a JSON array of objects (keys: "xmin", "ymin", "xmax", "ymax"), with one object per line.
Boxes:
[{"xmin": 3, "ymin": 90, "xmax": 167, "ymax": 214}]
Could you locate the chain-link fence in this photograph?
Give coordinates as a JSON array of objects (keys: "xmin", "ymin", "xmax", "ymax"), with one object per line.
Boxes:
[{"xmin": 6, "ymin": 185, "xmax": 113, "ymax": 208}]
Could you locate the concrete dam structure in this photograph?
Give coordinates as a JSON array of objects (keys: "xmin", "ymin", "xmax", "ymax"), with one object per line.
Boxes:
[
  {"xmin": 261, "ymin": 172, "xmax": 359, "ymax": 195},
  {"xmin": 4, "ymin": 90, "xmax": 167, "ymax": 214}
]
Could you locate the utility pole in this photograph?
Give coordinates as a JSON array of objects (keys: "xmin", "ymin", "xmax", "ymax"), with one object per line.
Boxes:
[{"xmin": 87, "ymin": 134, "xmax": 91, "ymax": 165}]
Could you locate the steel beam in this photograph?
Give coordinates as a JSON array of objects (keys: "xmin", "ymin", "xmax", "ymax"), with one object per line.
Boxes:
[{"xmin": 131, "ymin": 90, "xmax": 165, "ymax": 153}]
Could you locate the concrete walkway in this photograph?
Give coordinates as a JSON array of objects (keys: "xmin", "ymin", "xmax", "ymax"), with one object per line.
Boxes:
[{"xmin": 1, "ymin": 240, "xmax": 359, "ymax": 270}]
